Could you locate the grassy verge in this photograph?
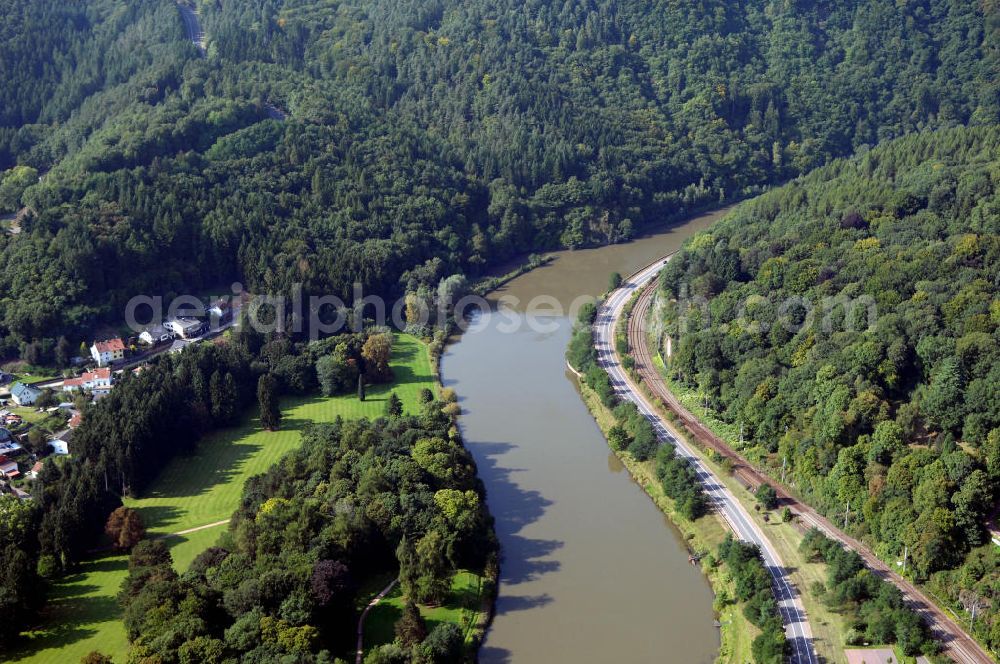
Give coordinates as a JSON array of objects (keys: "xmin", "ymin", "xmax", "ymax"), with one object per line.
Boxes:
[
  {"xmin": 363, "ymin": 570, "xmax": 489, "ymax": 652},
  {"xmin": 576, "ymin": 380, "xmax": 757, "ymax": 664},
  {"xmin": 646, "ymin": 351, "xmax": 890, "ymax": 663},
  {"xmin": 12, "ymin": 334, "xmax": 435, "ymax": 664}
]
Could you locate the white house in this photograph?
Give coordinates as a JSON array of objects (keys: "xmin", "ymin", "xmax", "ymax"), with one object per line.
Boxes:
[
  {"xmin": 10, "ymin": 382, "xmax": 41, "ymax": 406},
  {"xmin": 62, "ymin": 367, "xmax": 113, "ymax": 393},
  {"xmin": 169, "ymin": 339, "xmax": 192, "ymax": 354},
  {"xmin": 48, "ymin": 439, "xmax": 70, "ymax": 456},
  {"xmin": 139, "ymin": 324, "xmax": 175, "ymax": 346},
  {"xmin": 90, "ymin": 338, "xmax": 126, "ymax": 366},
  {"xmin": 165, "ymin": 317, "xmax": 204, "ymax": 339},
  {"xmin": 0, "ymin": 428, "xmax": 22, "ymax": 457}
]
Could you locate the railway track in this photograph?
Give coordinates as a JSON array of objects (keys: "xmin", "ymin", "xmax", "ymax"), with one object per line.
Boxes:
[
  {"xmin": 627, "ymin": 277, "xmax": 995, "ymax": 664},
  {"xmin": 597, "ymin": 260, "xmax": 818, "ymax": 664}
]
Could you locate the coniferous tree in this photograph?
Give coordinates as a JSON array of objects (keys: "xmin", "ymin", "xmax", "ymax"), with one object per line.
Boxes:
[
  {"xmin": 386, "ymin": 392, "xmax": 402, "ymax": 418},
  {"xmin": 257, "ymin": 373, "xmax": 280, "ymax": 431},
  {"xmin": 395, "ymin": 600, "xmax": 427, "ymax": 647}
]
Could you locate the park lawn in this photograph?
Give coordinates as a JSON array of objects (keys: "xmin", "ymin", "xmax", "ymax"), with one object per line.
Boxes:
[
  {"xmin": 363, "ymin": 570, "xmax": 487, "ymax": 653},
  {"xmin": 9, "ymin": 528, "xmax": 222, "ymax": 664},
  {"xmin": 14, "ymin": 334, "xmax": 433, "ymax": 664},
  {"xmin": 125, "ymin": 333, "xmax": 434, "ymax": 536}
]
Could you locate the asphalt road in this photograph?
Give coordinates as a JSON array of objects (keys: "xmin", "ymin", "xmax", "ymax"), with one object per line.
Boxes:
[
  {"xmin": 176, "ymin": 1, "xmax": 206, "ymax": 55},
  {"xmin": 594, "ymin": 259, "xmax": 819, "ymax": 664}
]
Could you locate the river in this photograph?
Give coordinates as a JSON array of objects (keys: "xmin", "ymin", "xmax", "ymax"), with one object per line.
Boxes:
[{"xmin": 440, "ymin": 208, "xmax": 732, "ymax": 663}]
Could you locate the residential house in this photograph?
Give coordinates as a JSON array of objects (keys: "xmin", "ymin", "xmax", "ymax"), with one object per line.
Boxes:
[
  {"xmin": 62, "ymin": 367, "xmax": 113, "ymax": 393},
  {"xmin": 0, "ymin": 428, "xmax": 22, "ymax": 457},
  {"xmin": 169, "ymin": 339, "xmax": 192, "ymax": 354},
  {"xmin": 69, "ymin": 412, "xmax": 82, "ymax": 429},
  {"xmin": 91, "ymin": 338, "xmax": 126, "ymax": 366},
  {"xmin": 0, "ymin": 454, "xmax": 19, "ymax": 478},
  {"xmin": 139, "ymin": 324, "xmax": 175, "ymax": 346},
  {"xmin": 26, "ymin": 461, "xmax": 43, "ymax": 479},
  {"xmin": 1, "ymin": 412, "xmax": 22, "ymax": 427},
  {"xmin": 10, "ymin": 382, "xmax": 41, "ymax": 406},
  {"xmin": 207, "ymin": 299, "xmax": 233, "ymax": 327},
  {"xmin": 165, "ymin": 317, "xmax": 204, "ymax": 339},
  {"xmin": 48, "ymin": 439, "xmax": 70, "ymax": 455}
]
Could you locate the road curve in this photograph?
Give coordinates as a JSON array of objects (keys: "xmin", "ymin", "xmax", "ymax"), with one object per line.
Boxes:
[
  {"xmin": 595, "ymin": 259, "xmax": 818, "ymax": 664},
  {"xmin": 625, "ymin": 270, "xmax": 994, "ymax": 664}
]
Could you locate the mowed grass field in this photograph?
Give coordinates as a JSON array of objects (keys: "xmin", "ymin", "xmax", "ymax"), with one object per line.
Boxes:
[
  {"xmin": 11, "ymin": 334, "xmax": 434, "ymax": 664},
  {"xmin": 363, "ymin": 571, "xmax": 487, "ymax": 652}
]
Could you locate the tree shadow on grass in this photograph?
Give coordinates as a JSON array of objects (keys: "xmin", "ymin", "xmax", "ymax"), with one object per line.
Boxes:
[
  {"xmin": 134, "ymin": 504, "xmax": 183, "ymax": 532},
  {"xmin": 135, "ymin": 414, "xmax": 314, "ymax": 502},
  {"xmin": 11, "ymin": 556, "xmax": 128, "ymax": 661},
  {"xmin": 363, "ymin": 589, "xmax": 405, "ymax": 650}
]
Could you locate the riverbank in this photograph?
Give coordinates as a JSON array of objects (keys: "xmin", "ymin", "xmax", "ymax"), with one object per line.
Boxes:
[
  {"xmin": 11, "ymin": 334, "xmax": 496, "ymax": 664},
  {"xmin": 441, "ymin": 208, "xmax": 728, "ymax": 662},
  {"xmin": 573, "ymin": 375, "xmax": 756, "ymax": 663},
  {"xmin": 471, "ymin": 253, "xmax": 553, "ymax": 296}
]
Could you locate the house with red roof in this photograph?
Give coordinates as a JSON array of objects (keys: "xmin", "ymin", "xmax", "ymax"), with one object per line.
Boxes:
[
  {"xmin": 62, "ymin": 367, "xmax": 113, "ymax": 393},
  {"xmin": 0, "ymin": 454, "xmax": 19, "ymax": 478},
  {"xmin": 90, "ymin": 338, "xmax": 126, "ymax": 366}
]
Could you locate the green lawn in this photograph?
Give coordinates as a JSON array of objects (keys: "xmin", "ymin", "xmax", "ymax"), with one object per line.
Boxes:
[
  {"xmin": 125, "ymin": 333, "xmax": 434, "ymax": 536},
  {"xmin": 5, "ymin": 406, "xmax": 51, "ymax": 424},
  {"xmin": 12, "ymin": 334, "xmax": 434, "ymax": 664},
  {"xmin": 363, "ymin": 571, "xmax": 487, "ymax": 653}
]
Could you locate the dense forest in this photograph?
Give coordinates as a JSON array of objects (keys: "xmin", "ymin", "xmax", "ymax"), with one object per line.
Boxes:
[
  {"xmin": 655, "ymin": 125, "xmax": 1000, "ymax": 649},
  {"xmin": 119, "ymin": 412, "xmax": 495, "ymax": 663},
  {"xmin": 0, "ymin": 0, "xmax": 995, "ymax": 361}
]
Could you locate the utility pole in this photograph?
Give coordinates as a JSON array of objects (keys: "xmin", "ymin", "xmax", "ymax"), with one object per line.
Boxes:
[
  {"xmin": 960, "ymin": 590, "xmax": 987, "ymax": 631},
  {"xmin": 739, "ymin": 422, "xmax": 744, "ymax": 446},
  {"xmin": 844, "ymin": 501, "xmax": 850, "ymax": 529},
  {"xmin": 781, "ymin": 456, "xmax": 787, "ymax": 484},
  {"xmin": 902, "ymin": 544, "xmax": 908, "ymax": 575}
]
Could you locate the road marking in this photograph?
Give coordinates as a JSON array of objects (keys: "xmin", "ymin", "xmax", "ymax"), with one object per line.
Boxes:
[{"xmin": 596, "ymin": 261, "xmax": 817, "ymax": 664}]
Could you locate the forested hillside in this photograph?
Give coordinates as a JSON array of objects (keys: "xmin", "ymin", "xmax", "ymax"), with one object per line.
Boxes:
[
  {"xmin": 655, "ymin": 125, "xmax": 1000, "ymax": 648},
  {"xmin": 0, "ymin": 0, "xmax": 995, "ymax": 361}
]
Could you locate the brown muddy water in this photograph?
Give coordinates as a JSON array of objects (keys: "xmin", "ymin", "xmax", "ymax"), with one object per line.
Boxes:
[{"xmin": 441, "ymin": 208, "xmax": 732, "ymax": 663}]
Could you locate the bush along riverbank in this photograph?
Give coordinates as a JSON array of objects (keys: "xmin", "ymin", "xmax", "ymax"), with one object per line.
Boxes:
[{"xmin": 567, "ymin": 303, "xmax": 760, "ymax": 664}]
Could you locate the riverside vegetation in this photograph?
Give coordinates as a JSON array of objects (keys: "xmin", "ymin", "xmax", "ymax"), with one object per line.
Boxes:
[
  {"xmin": 0, "ymin": 0, "xmax": 995, "ymax": 360},
  {"xmin": 568, "ymin": 302, "xmax": 787, "ymax": 663},
  {"xmin": 654, "ymin": 125, "xmax": 1000, "ymax": 653},
  {"xmin": 1, "ymin": 0, "xmax": 998, "ymax": 660}
]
